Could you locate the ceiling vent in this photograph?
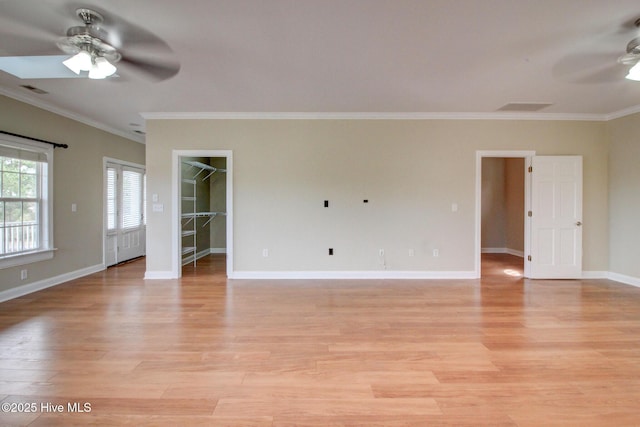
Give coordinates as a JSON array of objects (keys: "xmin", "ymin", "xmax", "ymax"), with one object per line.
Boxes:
[{"xmin": 497, "ymin": 102, "xmax": 553, "ymax": 112}]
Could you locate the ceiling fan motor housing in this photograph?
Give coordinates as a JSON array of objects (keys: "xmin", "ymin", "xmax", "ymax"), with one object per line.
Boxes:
[{"xmin": 56, "ymin": 8, "xmax": 121, "ymax": 63}]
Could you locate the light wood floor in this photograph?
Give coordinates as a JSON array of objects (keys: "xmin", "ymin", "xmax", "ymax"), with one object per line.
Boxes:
[{"xmin": 1, "ymin": 254, "xmax": 640, "ymax": 426}]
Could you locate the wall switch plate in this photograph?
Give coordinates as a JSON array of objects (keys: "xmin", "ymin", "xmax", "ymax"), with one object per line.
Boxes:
[
  {"xmin": 451, "ymin": 203, "xmax": 458, "ymax": 212},
  {"xmin": 71, "ymin": 203, "xmax": 77, "ymax": 212},
  {"xmin": 262, "ymin": 248, "xmax": 269, "ymax": 257},
  {"xmin": 408, "ymin": 249, "xmax": 414, "ymax": 257},
  {"xmin": 379, "ymin": 249, "xmax": 385, "ymax": 257},
  {"xmin": 433, "ymin": 249, "xmax": 439, "ymax": 257}
]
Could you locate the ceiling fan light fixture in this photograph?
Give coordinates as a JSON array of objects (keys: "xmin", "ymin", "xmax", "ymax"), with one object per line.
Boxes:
[
  {"xmin": 62, "ymin": 50, "xmax": 92, "ymax": 74},
  {"xmin": 625, "ymin": 62, "xmax": 640, "ymax": 81},
  {"xmin": 90, "ymin": 57, "xmax": 117, "ymax": 79}
]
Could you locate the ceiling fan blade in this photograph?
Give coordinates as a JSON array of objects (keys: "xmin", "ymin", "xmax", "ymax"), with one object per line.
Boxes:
[
  {"xmin": 0, "ymin": 32, "xmax": 59, "ymax": 57},
  {"xmin": 118, "ymin": 55, "xmax": 180, "ymax": 82},
  {"xmin": 553, "ymin": 52, "xmax": 628, "ymax": 84},
  {"xmin": 0, "ymin": 1, "xmax": 73, "ymax": 47},
  {"xmin": 67, "ymin": 4, "xmax": 176, "ymax": 54}
]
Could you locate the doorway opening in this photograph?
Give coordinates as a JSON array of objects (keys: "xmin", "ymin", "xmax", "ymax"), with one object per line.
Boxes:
[
  {"xmin": 475, "ymin": 151, "xmax": 534, "ymax": 279},
  {"xmin": 173, "ymin": 150, "xmax": 232, "ymax": 278}
]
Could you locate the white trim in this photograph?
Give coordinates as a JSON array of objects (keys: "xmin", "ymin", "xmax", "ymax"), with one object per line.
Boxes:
[
  {"xmin": 606, "ymin": 104, "xmax": 640, "ymax": 121},
  {"xmin": 0, "ymin": 87, "xmax": 144, "ymax": 144},
  {"xmin": 507, "ymin": 249, "xmax": 525, "ymax": 258},
  {"xmin": 169, "ymin": 150, "xmax": 233, "ymax": 280},
  {"xmin": 0, "ymin": 263, "xmax": 104, "ymax": 303},
  {"xmin": 0, "ymin": 249, "xmax": 56, "ymax": 269},
  {"xmin": 103, "ymin": 157, "xmax": 145, "ymax": 170},
  {"xmin": 475, "ymin": 151, "xmax": 535, "ymax": 279},
  {"xmin": 210, "ymin": 248, "xmax": 227, "ymax": 254},
  {"xmin": 481, "ymin": 247, "xmax": 525, "ymax": 258},
  {"xmin": 482, "ymin": 247, "xmax": 507, "ymax": 254},
  {"xmin": 229, "ymin": 270, "xmax": 477, "ymax": 280},
  {"xmin": 607, "ymin": 272, "xmax": 640, "ymax": 288},
  {"xmin": 142, "ymin": 111, "xmax": 607, "ymax": 122},
  {"xmin": 144, "ymin": 270, "xmax": 176, "ymax": 280}
]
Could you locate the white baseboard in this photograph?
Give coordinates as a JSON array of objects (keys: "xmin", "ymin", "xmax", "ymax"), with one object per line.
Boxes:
[
  {"xmin": 229, "ymin": 270, "xmax": 477, "ymax": 280},
  {"xmin": 210, "ymin": 248, "xmax": 227, "ymax": 254},
  {"xmin": 481, "ymin": 247, "xmax": 524, "ymax": 257},
  {"xmin": 0, "ymin": 263, "xmax": 105, "ymax": 303},
  {"xmin": 608, "ymin": 272, "xmax": 640, "ymax": 288},
  {"xmin": 144, "ymin": 270, "xmax": 176, "ymax": 279}
]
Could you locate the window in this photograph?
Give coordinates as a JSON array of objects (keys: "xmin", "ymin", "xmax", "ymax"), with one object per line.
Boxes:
[
  {"xmin": 0, "ymin": 134, "xmax": 54, "ymax": 268},
  {"xmin": 121, "ymin": 169, "xmax": 143, "ymax": 229}
]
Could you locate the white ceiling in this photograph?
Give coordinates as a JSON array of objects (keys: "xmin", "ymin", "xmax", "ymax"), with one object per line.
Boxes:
[{"xmin": 1, "ymin": 0, "xmax": 640, "ymax": 143}]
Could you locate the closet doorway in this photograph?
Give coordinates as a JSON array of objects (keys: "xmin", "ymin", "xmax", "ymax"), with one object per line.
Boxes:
[
  {"xmin": 173, "ymin": 150, "xmax": 232, "ymax": 278},
  {"xmin": 476, "ymin": 151, "xmax": 533, "ymax": 278}
]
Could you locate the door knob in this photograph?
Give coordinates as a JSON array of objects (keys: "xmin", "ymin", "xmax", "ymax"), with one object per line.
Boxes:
[{"xmin": 576, "ymin": 221, "xmax": 582, "ymax": 226}]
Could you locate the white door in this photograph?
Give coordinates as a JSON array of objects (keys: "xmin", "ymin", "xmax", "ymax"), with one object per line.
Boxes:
[
  {"xmin": 105, "ymin": 162, "xmax": 146, "ymax": 266},
  {"xmin": 529, "ymin": 156, "xmax": 582, "ymax": 278}
]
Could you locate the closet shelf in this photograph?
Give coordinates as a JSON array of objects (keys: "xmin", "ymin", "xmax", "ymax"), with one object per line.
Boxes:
[
  {"xmin": 182, "ymin": 246, "xmax": 196, "ymax": 255},
  {"xmin": 182, "ymin": 212, "xmax": 226, "ymax": 227},
  {"xmin": 183, "ymin": 160, "xmax": 227, "ymax": 181}
]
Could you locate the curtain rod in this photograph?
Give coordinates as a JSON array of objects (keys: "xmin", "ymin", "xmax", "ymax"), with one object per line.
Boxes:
[{"xmin": 0, "ymin": 130, "xmax": 69, "ymax": 149}]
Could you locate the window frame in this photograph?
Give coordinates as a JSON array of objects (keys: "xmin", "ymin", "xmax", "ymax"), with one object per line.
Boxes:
[{"xmin": 0, "ymin": 133, "xmax": 55, "ymax": 269}]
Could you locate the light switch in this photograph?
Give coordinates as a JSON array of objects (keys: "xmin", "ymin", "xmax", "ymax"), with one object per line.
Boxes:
[
  {"xmin": 451, "ymin": 203, "xmax": 458, "ymax": 212},
  {"xmin": 71, "ymin": 203, "xmax": 77, "ymax": 212}
]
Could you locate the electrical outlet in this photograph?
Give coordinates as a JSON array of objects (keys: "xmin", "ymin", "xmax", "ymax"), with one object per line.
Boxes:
[
  {"xmin": 379, "ymin": 249, "xmax": 385, "ymax": 257},
  {"xmin": 20, "ymin": 269, "xmax": 27, "ymax": 280},
  {"xmin": 433, "ymin": 249, "xmax": 439, "ymax": 257},
  {"xmin": 262, "ymin": 248, "xmax": 269, "ymax": 257}
]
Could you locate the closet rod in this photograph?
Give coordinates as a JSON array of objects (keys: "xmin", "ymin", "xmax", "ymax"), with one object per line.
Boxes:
[{"xmin": 1, "ymin": 130, "xmax": 69, "ymax": 149}]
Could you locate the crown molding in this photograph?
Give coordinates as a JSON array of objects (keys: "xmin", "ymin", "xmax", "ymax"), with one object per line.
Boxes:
[
  {"xmin": 0, "ymin": 87, "xmax": 144, "ymax": 144},
  {"xmin": 606, "ymin": 104, "xmax": 640, "ymax": 121},
  {"xmin": 141, "ymin": 111, "xmax": 607, "ymax": 121}
]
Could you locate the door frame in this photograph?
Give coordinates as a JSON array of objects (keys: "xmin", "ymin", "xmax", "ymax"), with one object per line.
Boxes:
[
  {"xmin": 475, "ymin": 150, "xmax": 535, "ymax": 278},
  {"xmin": 171, "ymin": 150, "xmax": 233, "ymax": 278},
  {"xmin": 102, "ymin": 157, "xmax": 146, "ymax": 267}
]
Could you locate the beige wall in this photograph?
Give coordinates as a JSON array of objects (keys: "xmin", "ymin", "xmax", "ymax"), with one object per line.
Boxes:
[
  {"xmin": 481, "ymin": 158, "xmax": 507, "ymax": 249},
  {"xmin": 146, "ymin": 118, "xmax": 609, "ymax": 276},
  {"xmin": 0, "ymin": 95, "xmax": 145, "ymax": 294},
  {"xmin": 606, "ymin": 112, "xmax": 640, "ymax": 280},
  {"xmin": 505, "ymin": 158, "xmax": 525, "ymax": 253}
]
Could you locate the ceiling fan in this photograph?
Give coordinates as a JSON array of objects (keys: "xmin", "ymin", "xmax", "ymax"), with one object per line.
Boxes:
[
  {"xmin": 0, "ymin": 4, "xmax": 180, "ymax": 81},
  {"xmin": 619, "ymin": 18, "xmax": 640, "ymax": 81}
]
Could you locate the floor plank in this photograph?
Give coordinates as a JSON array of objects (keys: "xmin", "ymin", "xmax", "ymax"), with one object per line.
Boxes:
[{"xmin": 1, "ymin": 253, "xmax": 640, "ymax": 425}]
